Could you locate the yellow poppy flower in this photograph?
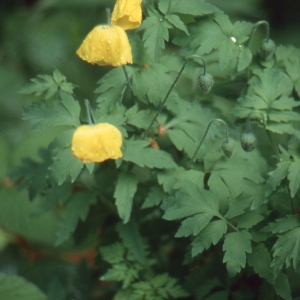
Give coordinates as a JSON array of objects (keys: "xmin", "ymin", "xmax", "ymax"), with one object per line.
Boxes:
[
  {"xmin": 76, "ymin": 25, "xmax": 133, "ymax": 67},
  {"xmin": 71, "ymin": 123, "xmax": 123, "ymax": 163},
  {"xmin": 111, "ymin": 0, "xmax": 142, "ymax": 30}
]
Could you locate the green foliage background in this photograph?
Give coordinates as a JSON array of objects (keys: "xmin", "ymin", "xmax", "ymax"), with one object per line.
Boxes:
[{"xmin": 1, "ymin": 0, "xmax": 300, "ymax": 299}]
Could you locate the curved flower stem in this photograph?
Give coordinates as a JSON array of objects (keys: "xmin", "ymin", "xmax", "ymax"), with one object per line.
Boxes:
[
  {"xmin": 191, "ymin": 119, "xmax": 229, "ymax": 163},
  {"xmin": 84, "ymin": 99, "xmax": 95, "ymax": 125},
  {"xmin": 122, "ymin": 65, "xmax": 133, "ymax": 92},
  {"xmin": 248, "ymin": 20, "xmax": 270, "ymax": 46},
  {"xmin": 265, "ymin": 129, "xmax": 281, "ymax": 161},
  {"xmin": 143, "ymin": 55, "xmax": 207, "ymax": 138},
  {"xmin": 247, "ymin": 110, "xmax": 280, "ymax": 160}
]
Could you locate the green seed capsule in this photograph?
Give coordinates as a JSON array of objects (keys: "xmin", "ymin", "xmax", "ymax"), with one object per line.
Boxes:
[
  {"xmin": 240, "ymin": 131, "xmax": 256, "ymax": 152},
  {"xmin": 221, "ymin": 138, "xmax": 235, "ymax": 158},
  {"xmin": 259, "ymin": 39, "xmax": 276, "ymax": 60},
  {"xmin": 198, "ymin": 73, "xmax": 214, "ymax": 94}
]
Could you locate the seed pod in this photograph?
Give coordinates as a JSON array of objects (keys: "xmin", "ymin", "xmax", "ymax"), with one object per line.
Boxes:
[
  {"xmin": 157, "ymin": 124, "xmax": 167, "ymax": 137},
  {"xmin": 240, "ymin": 131, "xmax": 256, "ymax": 152},
  {"xmin": 221, "ymin": 138, "xmax": 235, "ymax": 158},
  {"xmin": 259, "ymin": 39, "xmax": 276, "ymax": 60},
  {"xmin": 198, "ymin": 73, "xmax": 214, "ymax": 94}
]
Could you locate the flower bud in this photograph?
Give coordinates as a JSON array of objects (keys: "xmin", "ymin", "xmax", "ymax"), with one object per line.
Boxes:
[
  {"xmin": 240, "ymin": 131, "xmax": 256, "ymax": 152},
  {"xmin": 221, "ymin": 138, "xmax": 235, "ymax": 158},
  {"xmin": 157, "ymin": 124, "xmax": 167, "ymax": 137},
  {"xmin": 259, "ymin": 39, "xmax": 276, "ymax": 60},
  {"xmin": 198, "ymin": 73, "xmax": 214, "ymax": 94}
]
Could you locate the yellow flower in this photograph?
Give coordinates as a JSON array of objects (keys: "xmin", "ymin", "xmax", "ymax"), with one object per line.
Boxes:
[
  {"xmin": 71, "ymin": 123, "xmax": 123, "ymax": 163},
  {"xmin": 111, "ymin": 0, "xmax": 142, "ymax": 30},
  {"xmin": 76, "ymin": 25, "xmax": 133, "ymax": 67}
]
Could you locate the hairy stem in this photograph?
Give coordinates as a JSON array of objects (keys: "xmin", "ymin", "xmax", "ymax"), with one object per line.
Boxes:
[
  {"xmin": 84, "ymin": 99, "xmax": 95, "ymax": 125},
  {"xmin": 143, "ymin": 55, "xmax": 207, "ymax": 138},
  {"xmin": 122, "ymin": 65, "xmax": 133, "ymax": 92},
  {"xmin": 248, "ymin": 20, "xmax": 270, "ymax": 46},
  {"xmin": 191, "ymin": 119, "xmax": 229, "ymax": 163}
]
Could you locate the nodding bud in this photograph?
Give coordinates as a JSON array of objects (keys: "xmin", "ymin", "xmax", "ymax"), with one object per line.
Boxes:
[
  {"xmin": 240, "ymin": 131, "xmax": 256, "ymax": 152},
  {"xmin": 198, "ymin": 73, "xmax": 214, "ymax": 94},
  {"xmin": 259, "ymin": 39, "xmax": 276, "ymax": 60},
  {"xmin": 157, "ymin": 124, "xmax": 167, "ymax": 137},
  {"xmin": 221, "ymin": 138, "xmax": 235, "ymax": 158}
]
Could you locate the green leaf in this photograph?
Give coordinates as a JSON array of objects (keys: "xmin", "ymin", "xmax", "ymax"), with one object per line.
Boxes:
[
  {"xmin": 214, "ymin": 12, "xmax": 233, "ymax": 35},
  {"xmin": 268, "ymin": 110, "xmax": 300, "ymax": 122},
  {"xmin": 167, "ymin": 128, "xmax": 196, "ymax": 157},
  {"xmin": 263, "ymin": 215, "xmax": 300, "ymax": 234},
  {"xmin": 165, "ymin": 14, "xmax": 189, "ymax": 35},
  {"xmin": 125, "ymin": 106, "xmax": 153, "ymax": 130},
  {"xmin": 101, "ymin": 263, "xmax": 139, "ymax": 288},
  {"xmin": 223, "ymin": 230, "xmax": 252, "ymax": 277},
  {"xmin": 30, "ymin": 183, "xmax": 72, "ymax": 218},
  {"xmin": 114, "ymin": 172, "xmax": 139, "ymax": 223},
  {"xmin": 157, "ymin": 0, "xmax": 172, "ymax": 14},
  {"xmin": 48, "ymin": 129, "xmax": 74, "ymax": 151},
  {"xmin": 191, "ymin": 220, "xmax": 227, "ymax": 256},
  {"xmin": 117, "ymin": 220, "xmax": 146, "ymax": 264},
  {"xmin": 132, "ymin": 273, "xmax": 189, "ymax": 299},
  {"xmin": 95, "ymin": 67, "xmax": 129, "ymax": 113},
  {"xmin": 55, "ymin": 191, "xmax": 97, "ymax": 246},
  {"xmin": 23, "ymin": 93, "xmax": 81, "ymax": 129},
  {"xmin": 238, "ymin": 46, "xmax": 252, "ymax": 72},
  {"xmin": 132, "ymin": 59, "xmax": 181, "ymax": 107},
  {"xmin": 122, "ymin": 140, "xmax": 177, "ymax": 169},
  {"xmin": 142, "ymin": 185, "xmax": 166, "ymax": 209},
  {"xmin": 169, "ymin": 0, "xmax": 217, "ymax": 15},
  {"xmin": 270, "ymin": 227, "xmax": 300, "ymax": 276},
  {"xmin": 162, "ymin": 181, "xmax": 219, "ymax": 221},
  {"xmin": 234, "ymin": 69, "xmax": 298, "ymax": 134},
  {"xmin": 219, "ymin": 39, "xmax": 236, "ymax": 71},
  {"xmin": 99, "ymin": 242, "xmax": 126, "ymax": 265},
  {"xmin": 224, "ymin": 194, "xmax": 253, "ymax": 219},
  {"xmin": 0, "ymin": 189, "xmax": 58, "ymax": 246},
  {"xmin": 49, "ymin": 147, "xmax": 84, "ymax": 185},
  {"xmin": 157, "ymin": 168, "xmax": 204, "ymax": 193},
  {"xmin": 10, "ymin": 148, "xmax": 53, "ymax": 200},
  {"xmin": 18, "ymin": 69, "xmax": 76, "ymax": 100},
  {"xmin": 0, "ymin": 273, "xmax": 47, "ymax": 300},
  {"xmin": 250, "ymin": 68, "xmax": 293, "ymax": 101},
  {"xmin": 185, "ymin": 19, "xmax": 223, "ymax": 54},
  {"xmin": 175, "ymin": 212, "xmax": 214, "ymax": 238},
  {"xmin": 247, "ymin": 243, "xmax": 273, "ymax": 284},
  {"xmin": 237, "ymin": 210, "xmax": 264, "ymax": 229},
  {"xmin": 139, "ymin": 15, "xmax": 172, "ymax": 62},
  {"xmin": 209, "ymin": 156, "xmax": 264, "ymax": 200},
  {"xmin": 288, "ymin": 161, "xmax": 300, "ymax": 197},
  {"xmin": 274, "ymin": 273, "xmax": 292, "ymax": 300},
  {"xmin": 266, "ymin": 123, "xmax": 299, "ymax": 136}
]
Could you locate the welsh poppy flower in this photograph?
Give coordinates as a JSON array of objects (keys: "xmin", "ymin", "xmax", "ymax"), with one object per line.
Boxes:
[
  {"xmin": 71, "ymin": 123, "xmax": 123, "ymax": 163},
  {"xmin": 76, "ymin": 25, "xmax": 133, "ymax": 67},
  {"xmin": 111, "ymin": 0, "xmax": 142, "ymax": 30}
]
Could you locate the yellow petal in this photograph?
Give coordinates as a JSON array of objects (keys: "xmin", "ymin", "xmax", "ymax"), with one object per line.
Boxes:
[
  {"xmin": 111, "ymin": 0, "xmax": 142, "ymax": 30},
  {"xmin": 76, "ymin": 25, "xmax": 133, "ymax": 67},
  {"xmin": 71, "ymin": 123, "xmax": 123, "ymax": 163}
]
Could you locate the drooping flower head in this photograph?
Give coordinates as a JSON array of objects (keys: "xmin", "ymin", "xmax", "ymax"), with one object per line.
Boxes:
[
  {"xmin": 111, "ymin": 0, "xmax": 142, "ymax": 30},
  {"xmin": 71, "ymin": 123, "xmax": 123, "ymax": 163},
  {"xmin": 76, "ymin": 25, "xmax": 133, "ymax": 67}
]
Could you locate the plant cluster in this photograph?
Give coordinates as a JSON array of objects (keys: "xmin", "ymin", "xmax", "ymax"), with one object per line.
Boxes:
[{"xmin": 2, "ymin": 0, "xmax": 300, "ymax": 299}]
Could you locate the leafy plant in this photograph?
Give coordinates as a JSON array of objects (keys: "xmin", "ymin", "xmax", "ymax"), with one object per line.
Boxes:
[{"xmin": 2, "ymin": 0, "xmax": 300, "ymax": 299}]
